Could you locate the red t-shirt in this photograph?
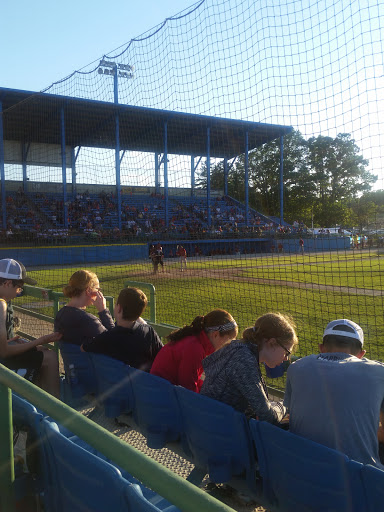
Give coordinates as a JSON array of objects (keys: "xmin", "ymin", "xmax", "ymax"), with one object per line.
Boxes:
[{"xmin": 150, "ymin": 331, "xmax": 214, "ymax": 392}]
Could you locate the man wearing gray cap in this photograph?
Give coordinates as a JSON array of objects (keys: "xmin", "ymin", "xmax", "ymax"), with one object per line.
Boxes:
[{"xmin": 284, "ymin": 319, "xmax": 384, "ymax": 468}]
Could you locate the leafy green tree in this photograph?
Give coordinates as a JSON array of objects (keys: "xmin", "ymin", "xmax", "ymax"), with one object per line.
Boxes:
[{"xmin": 195, "ymin": 131, "xmax": 376, "ymax": 227}]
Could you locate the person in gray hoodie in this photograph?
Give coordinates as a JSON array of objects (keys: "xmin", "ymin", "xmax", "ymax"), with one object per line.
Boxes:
[{"xmin": 200, "ymin": 312, "xmax": 298, "ymax": 425}]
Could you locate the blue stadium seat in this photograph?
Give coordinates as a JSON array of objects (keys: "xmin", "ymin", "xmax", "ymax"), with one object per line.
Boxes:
[
  {"xmin": 129, "ymin": 369, "xmax": 182, "ymax": 449},
  {"xmin": 40, "ymin": 419, "xmax": 179, "ymax": 512},
  {"xmin": 11, "ymin": 394, "xmax": 54, "ymax": 509},
  {"xmin": 88, "ymin": 353, "xmax": 133, "ymax": 417},
  {"xmin": 360, "ymin": 463, "xmax": 384, "ymax": 512},
  {"xmin": 174, "ymin": 386, "xmax": 255, "ymax": 485},
  {"xmin": 249, "ymin": 419, "xmax": 365, "ymax": 512},
  {"xmin": 59, "ymin": 342, "xmax": 97, "ymax": 404}
]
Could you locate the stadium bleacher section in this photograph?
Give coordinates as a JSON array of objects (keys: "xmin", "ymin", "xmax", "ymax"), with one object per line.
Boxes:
[{"xmin": 1, "ymin": 185, "xmax": 309, "ymax": 245}]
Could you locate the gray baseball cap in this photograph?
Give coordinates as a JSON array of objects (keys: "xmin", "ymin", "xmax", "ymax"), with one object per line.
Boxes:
[{"xmin": 0, "ymin": 259, "xmax": 37, "ymax": 285}]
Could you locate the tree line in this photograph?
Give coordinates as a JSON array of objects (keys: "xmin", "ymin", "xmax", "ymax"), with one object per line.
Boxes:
[{"xmin": 196, "ymin": 130, "xmax": 381, "ymax": 229}]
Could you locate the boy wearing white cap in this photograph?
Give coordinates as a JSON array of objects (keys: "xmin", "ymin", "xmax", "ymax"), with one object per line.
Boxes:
[
  {"xmin": 284, "ymin": 319, "xmax": 384, "ymax": 468},
  {"xmin": 0, "ymin": 258, "xmax": 62, "ymax": 397}
]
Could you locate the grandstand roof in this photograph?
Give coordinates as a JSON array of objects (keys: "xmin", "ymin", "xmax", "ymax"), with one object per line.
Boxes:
[{"xmin": 0, "ymin": 87, "xmax": 293, "ymax": 159}]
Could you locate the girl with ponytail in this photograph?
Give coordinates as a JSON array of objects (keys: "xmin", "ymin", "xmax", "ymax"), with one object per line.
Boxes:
[{"xmin": 150, "ymin": 309, "xmax": 238, "ymax": 392}]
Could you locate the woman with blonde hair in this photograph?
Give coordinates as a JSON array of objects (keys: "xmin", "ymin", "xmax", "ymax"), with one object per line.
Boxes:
[
  {"xmin": 54, "ymin": 269, "xmax": 114, "ymax": 345},
  {"xmin": 150, "ymin": 309, "xmax": 238, "ymax": 392},
  {"xmin": 201, "ymin": 312, "xmax": 298, "ymax": 425}
]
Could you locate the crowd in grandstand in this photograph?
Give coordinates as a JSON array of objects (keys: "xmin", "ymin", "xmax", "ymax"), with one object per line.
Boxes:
[{"xmin": 1, "ymin": 189, "xmax": 313, "ymax": 243}]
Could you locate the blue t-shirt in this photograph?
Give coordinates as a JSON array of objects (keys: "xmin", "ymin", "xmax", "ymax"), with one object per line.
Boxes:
[{"xmin": 284, "ymin": 353, "xmax": 384, "ymax": 468}]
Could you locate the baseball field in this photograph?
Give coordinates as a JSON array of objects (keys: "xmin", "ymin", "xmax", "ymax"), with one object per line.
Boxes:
[{"xmin": 18, "ymin": 247, "xmax": 384, "ymax": 362}]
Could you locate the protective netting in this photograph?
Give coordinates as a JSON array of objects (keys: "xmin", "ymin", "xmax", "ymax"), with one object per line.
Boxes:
[{"xmin": 1, "ymin": 0, "xmax": 384, "ymax": 383}]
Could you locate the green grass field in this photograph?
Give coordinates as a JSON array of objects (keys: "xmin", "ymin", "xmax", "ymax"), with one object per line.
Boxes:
[{"xmin": 16, "ymin": 249, "xmax": 384, "ymax": 363}]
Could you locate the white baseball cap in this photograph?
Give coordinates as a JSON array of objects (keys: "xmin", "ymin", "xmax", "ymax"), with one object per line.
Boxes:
[
  {"xmin": 323, "ymin": 319, "xmax": 364, "ymax": 346},
  {"xmin": 0, "ymin": 259, "xmax": 37, "ymax": 285}
]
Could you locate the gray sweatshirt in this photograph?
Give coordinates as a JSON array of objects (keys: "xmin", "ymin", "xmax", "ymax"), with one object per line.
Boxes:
[{"xmin": 200, "ymin": 341, "xmax": 286, "ymax": 424}]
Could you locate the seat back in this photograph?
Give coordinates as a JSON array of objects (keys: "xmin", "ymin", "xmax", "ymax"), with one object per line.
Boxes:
[
  {"xmin": 129, "ymin": 369, "xmax": 182, "ymax": 448},
  {"xmin": 360, "ymin": 463, "xmax": 384, "ymax": 512},
  {"xmin": 250, "ymin": 419, "xmax": 365, "ymax": 512},
  {"xmin": 88, "ymin": 353, "xmax": 133, "ymax": 417},
  {"xmin": 12, "ymin": 394, "xmax": 44, "ymax": 478},
  {"xmin": 175, "ymin": 386, "xmax": 254, "ymax": 484},
  {"xmin": 40, "ymin": 419, "xmax": 164, "ymax": 512},
  {"xmin": 59, "ymin": 342, "xmax": 97, "ymax": 401}
]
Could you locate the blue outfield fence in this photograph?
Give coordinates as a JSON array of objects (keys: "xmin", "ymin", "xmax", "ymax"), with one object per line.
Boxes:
[
  {"xmin": 0, "ymin": 236, "xmax": 350, "ymax": 267},
  {"xmin": 0, "ymin": 243, "xmax": 148, "ymax": 266}
]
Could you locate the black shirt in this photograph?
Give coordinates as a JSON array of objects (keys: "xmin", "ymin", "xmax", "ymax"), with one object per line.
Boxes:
[{"xmin": 82, "ymin": 322, "xmax": 163, "ymax": 371}]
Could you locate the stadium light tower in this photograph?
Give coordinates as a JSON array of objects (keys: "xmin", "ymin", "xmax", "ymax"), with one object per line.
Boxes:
[
  {"xmin": 98, "ymin": 59, "xmax": 134, "ymax": 104},
  {"xmin": 97, "ymin": 59, "xmax": 134, "ymax": 231}
]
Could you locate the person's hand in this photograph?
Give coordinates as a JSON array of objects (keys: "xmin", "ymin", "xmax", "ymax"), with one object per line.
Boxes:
[
  {"xmin": 7, "ymin": 336, "xmax": 27, "ymax": 344},
  {"xmin": 36, "ymin": 332, "xmax": 63, "ymax": 345},
  {"xmin": 93, "ymin": 290, "xmax": 107, "ymax": 312}
]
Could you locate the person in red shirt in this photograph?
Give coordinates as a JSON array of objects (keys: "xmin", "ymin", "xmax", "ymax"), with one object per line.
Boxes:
[
  {"xmin": 176, "ymin": 245, "xmax": 187, "ymax": 272},
  {"xmin": 150, "ymin": 309, "xmax": 238, "ymax": 392}
]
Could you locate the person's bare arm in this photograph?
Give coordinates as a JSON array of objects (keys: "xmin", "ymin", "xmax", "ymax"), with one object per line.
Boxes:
[{"xmin": 0, "ymin": 301, "xmax": 62, "ymax": 359}]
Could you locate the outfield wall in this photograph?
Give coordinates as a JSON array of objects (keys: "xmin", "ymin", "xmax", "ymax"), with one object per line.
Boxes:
[
  {"xmin": 0, "ymin": 243, "xmax": 148, "ymax": 267},
  {"xmin": 158, "ymin": 236, "xmax": 350, "ymax": 257},
  {"xmin": 0, "ymin": 237, "xmax": 350, "ymax": 267}
]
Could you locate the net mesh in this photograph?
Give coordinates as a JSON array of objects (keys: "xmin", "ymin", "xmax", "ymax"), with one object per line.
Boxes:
[{"xmin": 1, "ymin": 0, "xmax": 384, "ymax": 385}]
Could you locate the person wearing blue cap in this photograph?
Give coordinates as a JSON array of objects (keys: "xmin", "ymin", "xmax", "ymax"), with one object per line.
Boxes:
[
  {"xmin": 284, "ymin": 319, "xmax": 384, "ymax": 468},
  {"xmin": 0, "ymin": 258, "xmax": 62, "ymax": 397}
]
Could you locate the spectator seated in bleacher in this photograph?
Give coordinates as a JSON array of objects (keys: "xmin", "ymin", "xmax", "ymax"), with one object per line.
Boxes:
[
  {"xmin": 54, "ymin": 270, "xmax": 115, "ymax": 346},
  {"xmin": 284, "ymin": 319, "xmax": 384, "ymax": 468},
  {"xmin": 81, "ymin": 287, "xmax": 163, "ymax": 371},
  {"xmin": 0, "ymin": 258, "xmax": 61, "ymax": 398},
  {"xmin": 150, "ymin": 309, "xmax": 238, "ymax": 392},
  {"xmin": 200, "ymin": 312, "xmax": 298, "ymax": 426}
]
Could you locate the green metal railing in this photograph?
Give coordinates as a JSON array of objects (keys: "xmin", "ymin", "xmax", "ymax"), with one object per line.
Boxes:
[{"xmin": 0, "ymin": 365, "xmax": 236, "ymax": 512}]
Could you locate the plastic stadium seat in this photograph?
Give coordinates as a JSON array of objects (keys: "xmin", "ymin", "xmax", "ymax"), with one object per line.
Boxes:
[
  {"xmin": 249, "ymin": 419, "xmax": 365, "ymax": 512},
  {"xmin": 360, "ymin": 464, "xmax": 384, "ymax": 512},
  {"xmin": 40, "ymin": 419, "xmax": 179, "ymax": 512},
  {"xmin": 59, "ymin": 342, "xmax": 97, "ymax": 403},
  {"xmin": 129, "ymin": 369, "xmax": 182, "ymax": 449},
  {"xmin": 65, "ymin": 433, "xmax": 179, "ymax": 511},
  {"xmin": 88, "ymin": 353, "xmax": 133, "ymax": 417},
  {"xmin": 174, "ymin": 386, "xmax": 255, "ymax": 485},
  {"xmin": 12, "ymin": 394, "xmax": 45, "ymax": 494}
]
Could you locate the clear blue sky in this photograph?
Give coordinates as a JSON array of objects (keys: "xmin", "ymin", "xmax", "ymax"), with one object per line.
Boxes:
[{"xmin": 0, "ymin": 0, "xmax": 198, "ymax": 92}]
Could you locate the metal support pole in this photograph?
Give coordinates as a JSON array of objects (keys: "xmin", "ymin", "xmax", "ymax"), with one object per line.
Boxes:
[
  {"xmin": 71, "ymin": 147, "xmax": 76, "ymax": 198},
  {"xmin": 163, "ymin": 122, "xmax": 169, "ymax": 228},
  {"xmin": 224, "ymin": 158, "xmax": 228, "ymax": 196},
  {"xmin": 0, "ymin": 101, "xmax": 7, "ymax": 230},
  {"xmin": 155, "ymin": 153, "xmax": 160, "ymax": 194},
  {"xmin": 206, "ymin": 127, "xmax": 211, "ymax": 228},
  {"xmin": 0, "ymin": 383, "xmax": 15, "ymax": 512},
  {"xmin": 60, "ymin": 107, "xmax": 68, "ymax": 229},
  {"xmin": 22, "ymin": 143, "xmax": 30, "ymax": 193},
  {"xmin": 245, "ymin": 132, "xmax": 249, "ymax": 226},
  {"xmin": 191, "ymin": 156, "xmax": 195, "ymax": 197},
  {"xmin": 279, "ymin": 135, "xmax": 284, "ymax": 225},
  {"xmin": 113, "ymin": 64, "xmax": 122, "ymax": 231},
  {"xmin": 115, "ymin": 113, "xmax": 122, "ymax": 231}
]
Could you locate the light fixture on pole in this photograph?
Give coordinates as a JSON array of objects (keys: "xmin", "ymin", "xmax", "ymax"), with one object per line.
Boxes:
[{"xmin": 98, "ymin": 59, "xmax": 134, "ymax": 79}]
